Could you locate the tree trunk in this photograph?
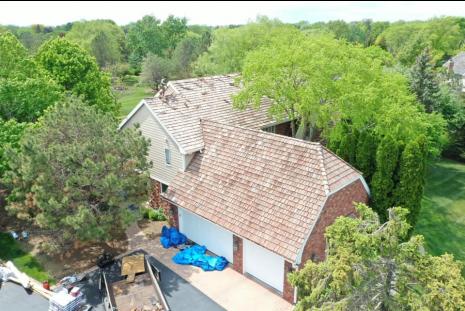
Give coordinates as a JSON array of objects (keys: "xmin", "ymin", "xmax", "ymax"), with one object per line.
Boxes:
[{"xmin": 291, "ymin": 120, "xmax": 297, "ymax": 137}]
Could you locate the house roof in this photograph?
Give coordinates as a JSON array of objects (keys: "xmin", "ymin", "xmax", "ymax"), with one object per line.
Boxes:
[
  {"xmin": 444, "ymin": 51, "xmax": 465, "ymax": 76},
  {"xmin": 143, "ymin": 74, "xmax": 276, "ymax": 153},
  {"xmin": 165, "ymin": 120, "xmax": 363, "ymax": 262}
]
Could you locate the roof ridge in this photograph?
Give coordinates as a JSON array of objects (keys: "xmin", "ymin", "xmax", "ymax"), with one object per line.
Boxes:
[
  {"xmin": 317, "ymin": 146, "xmax": 330, "ymax": 195},
  {"xmin": 169, "ymin": 73, "xmax": 239, "ymax": 85},
  {"xmin": 320, "ymin": 145, "xmax": 363, "ymax": 176},
  {"xmin": 201, "ymin": 119, "xmax": 322, "ymax": 148}
]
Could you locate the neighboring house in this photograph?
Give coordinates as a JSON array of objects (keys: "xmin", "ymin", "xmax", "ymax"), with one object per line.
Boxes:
[
  {"xmin": 120, "ymin": 75, "xmax": 370, "ymax": 304},
  {"xmin": 443, "ymin": 52, "xmax": 465, "ymax": 92}
]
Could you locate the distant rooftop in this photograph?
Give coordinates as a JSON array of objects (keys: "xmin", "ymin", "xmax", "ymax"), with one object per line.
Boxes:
[{"xmin": 444, "ymin": 51, "xmax": 465, "ymax": 76}]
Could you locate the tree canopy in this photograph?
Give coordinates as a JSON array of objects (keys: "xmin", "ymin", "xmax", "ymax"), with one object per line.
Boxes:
[
  {"xmin": 36, "ymin": 38, "xmax": 119, "ymax": 115},
  {"xmin": 234, "ymin": 34, "xmax": 447, "ymax": 225},
  {"xmin": 0, "ymin": 32, "xmax": 62, "ymax": 122},
  {"xmin": 2, "ymin": 99, "xmax": 151, "ymax": 248},
  {"xmin": 66, "ymin": 20, "xmax": 127, "ymax": 68},
  {"xmin": 0, "ymin": 119, "xmax": 28, "ymax": 177},
  {"xmin": 194, "ymin": 17, "xmax": 301, "ymax": 75},
  {"xmin": 375, "ymin": 17, "xmax": 465, "ymax": 65},
  {"xmin": 290, "ymin": 204, "xmax": 465, "ymax": 310},
  {"xmin": 127, "ymin": 15, "xmax": 188, "ymax": 70}
]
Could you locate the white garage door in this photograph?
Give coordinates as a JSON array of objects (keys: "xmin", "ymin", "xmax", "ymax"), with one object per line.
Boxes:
[
  {"xmin": 243, "ymin": 239, "xmax": 284, "ymax": 292},
  {"xmin": 178, "ymin": 208, "xmax": 233, "ymax": 263}
]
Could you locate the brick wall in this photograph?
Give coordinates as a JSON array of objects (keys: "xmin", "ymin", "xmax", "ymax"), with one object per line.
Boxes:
[
  {"xmin": 160, "ymin": 199, "xmax": 179, "ymax": 228},
  {"xmin": 300, "ymin": 178, "xmax": 369, "ymax": 265},
  {"xmin": 232, "ymin": 235, "xmax": 243, "ymax": 273},
  {"xmin": 149, "ymin": 179, "xmax": 162, "ymax": 208},
  {"xmin": 283, "ymin": 261, "xmax": 295, "ymax": 303}
]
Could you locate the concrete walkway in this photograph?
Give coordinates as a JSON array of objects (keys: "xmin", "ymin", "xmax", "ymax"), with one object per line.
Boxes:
[{"xmin": 126, "ymin": 223, "xmax": 294, "ymax": 311}]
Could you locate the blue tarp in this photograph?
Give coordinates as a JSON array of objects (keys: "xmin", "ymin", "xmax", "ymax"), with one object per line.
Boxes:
[
  {"xmin": 172, "ymin": 245, "xmax": 228, "ymax": 271},
  {"xmin": 160, "ymin": 226, "xmax": 187, "ymax": 249}
]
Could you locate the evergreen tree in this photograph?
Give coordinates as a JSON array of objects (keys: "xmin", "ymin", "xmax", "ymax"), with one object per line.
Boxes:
[
  {"xmin": 371, "ymin": 135, "xmax": 400, "ymax": 221},
  {"xmin": 289, "ymin": 204, "xmax": 465, "ymax": 310},
  {"xmin": 3, "ymin": 98, "xmax": 150, "ymax": 249},
  {"xmin": 355, "ymin": 129, "xmax": 377, "ymax": 183},
  {"xmin": 394, "ymin": 136, "xmax": 428, "ymax": 228},
  {"xmin": 410, "ymin": 47, "xmax": 440, "ymax": 113}
]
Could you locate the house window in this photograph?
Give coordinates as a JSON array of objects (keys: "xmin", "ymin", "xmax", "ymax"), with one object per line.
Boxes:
[
  {"xmin": 262, "ymin": 125, "xmax": 276, "ymax": 133},
  {"xmin": 161, "ymin": 183, "xmax": 168, "ymax": 193},
  {"xmin": 164, "ymin": 148, "xmax": 171, "ymax": 165}
]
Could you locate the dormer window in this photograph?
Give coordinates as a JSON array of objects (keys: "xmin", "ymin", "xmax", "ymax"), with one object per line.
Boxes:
[
  {"xmin": 165, "ymin": 148, "xmax": 171, "ymax": 165},
  {"xmin": 262, "ymin": 125, "xmax": 276, "ymax": 133}
]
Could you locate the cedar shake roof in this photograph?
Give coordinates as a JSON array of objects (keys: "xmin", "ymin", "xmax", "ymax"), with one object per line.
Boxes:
[
  {"xmin": 144, "ymin": 74, "xmax": 276, "ymax": 153},
  {"xmin": 165, "ymin": 120, "xmax": 363, "ymax": 262}
]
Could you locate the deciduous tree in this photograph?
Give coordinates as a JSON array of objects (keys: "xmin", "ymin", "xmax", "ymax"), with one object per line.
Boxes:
[
  {"xmin": 66, "ymin": 20, "xmax": 126, "ymax": 68},
  {"xmin": 194, "ymin": 17, "xmax": 300, "ymax": 75},
  {"xmin": 36, "ymin": 38, "xmax": 119, "ymax": 115},
  {"xmin": 0, "ymin": 32, "xmax": 62, "ymax": 122},
  {"xmin": 0, "ymin": 119, "xmax": 28, "ymax": 177},
  {"xmin": 141, "ymin": 53, "xmax": 175, "ymax": 90}
]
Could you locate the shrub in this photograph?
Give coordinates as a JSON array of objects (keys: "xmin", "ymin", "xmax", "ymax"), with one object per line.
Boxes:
[
  {"xmin": 121, "ymin": 75, "xmax": 139, "ymax": 86},
  {"xmin": 141, "ymin": 207, "xmax": 167, "ymax": 221}
]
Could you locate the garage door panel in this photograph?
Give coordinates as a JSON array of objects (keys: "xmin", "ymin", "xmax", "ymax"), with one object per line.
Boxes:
[
  {"xmin": 243, "ymin": 239, "xmax": 284, "ymax": 292},
  {"xmin": 178, "ymin": 208, "xmax": 233, "ymax": 263}
]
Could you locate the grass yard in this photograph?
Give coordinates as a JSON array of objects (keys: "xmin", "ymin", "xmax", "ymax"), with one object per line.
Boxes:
[
  {"xmin": 414, "ymin": 159, "xmax": 465, "ymax": 271},
  {"xmin": 0, "ymin": 232, "xmax": 54, "ymax": 283},
  {"xmin": 116, "ymin": 85, "xmax": 154, "ymax": 118}
]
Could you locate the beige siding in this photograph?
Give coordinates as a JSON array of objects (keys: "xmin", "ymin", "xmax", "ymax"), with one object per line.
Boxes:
[
  {"xmin": 183, "ymin": 153, "xmax": 195, "ymax": 171},
  {"xmin": 122, "ymin": 104, "xmax": 182, "ymax": 184}
]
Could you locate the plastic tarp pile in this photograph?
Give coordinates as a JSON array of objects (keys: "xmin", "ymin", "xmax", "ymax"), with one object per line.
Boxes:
[
  {"xmin": 160, "ymin": 225, "xmax": 187, "ymax": 248},
  {"xmin": 172, "ymin": 245, "xmax": 228, "ymax": 271}
]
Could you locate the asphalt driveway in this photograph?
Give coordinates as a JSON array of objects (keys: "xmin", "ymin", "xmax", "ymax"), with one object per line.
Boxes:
[
  {"xmin": 0, "ymin": 281, "xmax": 48, "ymax": 311},
  {"xmin": 1, "ymin": 250, "xmax": 224, "ymax": 311},
  {"xmin": 78, "ymin": 249, "xmax": 225, "ymax": 311}
]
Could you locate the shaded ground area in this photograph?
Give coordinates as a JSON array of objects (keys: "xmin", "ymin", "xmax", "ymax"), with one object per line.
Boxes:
[
  {"xmin": 0, "ymin": 195, "xmax": 129, "ymax": 280},
  {"xmin": 415, "ymin": 159, "xmax": 465, "ymax": 273},
  {"xmin": 0, "ymin": 282, "xmax": 48, "ymax": 311}
]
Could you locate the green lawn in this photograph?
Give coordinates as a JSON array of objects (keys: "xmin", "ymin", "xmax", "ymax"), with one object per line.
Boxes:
[
  {"xmin": 0, "ymin": 232, "xmax": 54, "ymax": 283},
  {"xmin": 414, "ymin": 159, "xmax": 465, "ymax": 269},
  {"xmin": 116, "ymin": 85, "xmax": 153, "ymax": 118}
]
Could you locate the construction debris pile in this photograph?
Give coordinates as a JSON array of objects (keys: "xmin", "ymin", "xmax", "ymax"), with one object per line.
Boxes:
[{"xmin": 0, "ymin": 260, "xmax": 85, "ymax": 311}]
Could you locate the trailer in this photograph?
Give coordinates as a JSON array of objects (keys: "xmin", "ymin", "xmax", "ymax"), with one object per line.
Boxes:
[{"xmin": 100, "ymin": 254, "xmax": 169, "ymax": 311}]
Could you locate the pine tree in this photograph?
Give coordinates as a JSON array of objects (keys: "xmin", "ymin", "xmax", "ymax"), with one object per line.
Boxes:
[
  {"xmin": 371, "ymin": 135, "xmax": 400, "ymax": 221},
  {"xmin": 410, "ymin": 47, "xmax": 440, "ymax": 113},
  {"xmin": 394, "ymin": 136, "xmax": 428, "ymax": 228}
]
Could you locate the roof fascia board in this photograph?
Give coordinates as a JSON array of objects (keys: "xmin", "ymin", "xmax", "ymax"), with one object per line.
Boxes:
[
  {"xmin": 149, "ymin": 175, "xmax": 171, "ymax": 187},
  {"xmin": 295, "ymin": 196, "xmax": 328, "ymax": 265},
  {"xmin": 118, "ymin": 99, "xmax": 146, "ymax": 130},
  {"xmin": 144, "ymin": 101, "xmax": 187, "ymax": 154},
  {"xmin": 162, "ymin": 196, "xmax": 294, "ymax": 262}
]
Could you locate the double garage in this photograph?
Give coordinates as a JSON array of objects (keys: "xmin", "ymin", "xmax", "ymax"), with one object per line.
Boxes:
[{"xmin": 178, "ymin": 207, "xmax": 285, "ymax": 293}]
